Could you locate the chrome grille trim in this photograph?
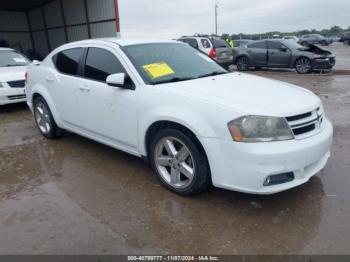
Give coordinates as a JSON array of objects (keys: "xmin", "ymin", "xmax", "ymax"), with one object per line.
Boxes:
[{"xmin": 286, "ymin": 107, "xmax": 323, "ymax": 138}]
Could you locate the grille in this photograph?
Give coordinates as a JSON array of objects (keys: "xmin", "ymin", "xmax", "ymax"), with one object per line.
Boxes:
[
  {"xmin": 7, "ymin": 94, "xmax": 26, "ymax": 100},
  {"xmin": 286, "ymin": 107, "xmax": 323, "ymax": 138},
  {"xmin": 7, "ymin": 80, "xmax": 25, "ymax": 88}
]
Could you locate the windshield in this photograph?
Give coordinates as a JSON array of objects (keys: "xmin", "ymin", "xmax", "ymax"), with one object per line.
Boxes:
[
  {"xmin": 0, "ymin": 50, "xmax": 30, "ymax": 67},
  {"xmin": 123, "ymin": 43, "xmax": 228, "ymax": 85}
]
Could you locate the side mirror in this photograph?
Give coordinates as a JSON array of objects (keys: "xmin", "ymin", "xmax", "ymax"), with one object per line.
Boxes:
[
  {"xmin": 106, "ymin": 73, "xmax": 135, "ymax": 90},
  {"xmin": 106, "ymin": 73, "xmax": 125, "ymax": 87}
]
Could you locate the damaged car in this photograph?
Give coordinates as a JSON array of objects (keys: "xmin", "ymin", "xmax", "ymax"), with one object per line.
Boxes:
[{"xmin": 233, "ymin": 39, "xmax": 336, "ymax": 73}]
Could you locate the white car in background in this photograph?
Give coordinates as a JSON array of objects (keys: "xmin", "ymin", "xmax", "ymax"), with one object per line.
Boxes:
[
  {"xmin": 26, "ymin": 39, "xmax": 333, "ymax": 195},
  {"xmin": 0, "ymin": 48, "xmax": 30, "ymax": 105}
]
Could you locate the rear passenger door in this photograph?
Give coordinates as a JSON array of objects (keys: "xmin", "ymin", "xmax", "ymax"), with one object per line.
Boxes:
[
  {"xmin": 246, "ymin": 41, "xmax": 268, "ymax": 66},
  {"xmin": 77, "ymin": 46, "xmax": 139, "ymax": 151},
  {"xmin": 51, "ymin": 47, "xmax": 83, "ymax": 126},
  {"xmin": 267, "ymin": 41, "xmax": 291, "ymax": 68}
]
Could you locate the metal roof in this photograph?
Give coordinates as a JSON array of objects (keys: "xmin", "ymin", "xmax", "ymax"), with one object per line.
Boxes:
[{"xmin": 0, "ymin": 0, "xmax": 54, "ymax": 11}]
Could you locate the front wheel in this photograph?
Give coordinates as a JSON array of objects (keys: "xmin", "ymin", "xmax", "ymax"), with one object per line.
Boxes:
[
  {"xmin": 236, "ymin": 56, "xmax": 251, "ymax": 71},
  {"xmin": 149, "ymin": 129, "xmax": 210, "ymax": 195},
  {"xmin": 295, "ymin": 57, "xmax": 312, "ymax": 74},
  {"xmin": 33, "ymin": 97, "xmax": 63, "ymax": 139}
]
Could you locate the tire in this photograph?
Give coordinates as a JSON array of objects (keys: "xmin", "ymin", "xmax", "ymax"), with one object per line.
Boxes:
[
  {"xmin": 149, "ymin": 128, "xmax": 210, "ymax": 196},
  {"xmin": 300, "ymin": 41, "xmax": 307, "ymax": 46},
  {"xmin": 236, "ymin": 56, "xmax": 251, "ymax": 71},
  {"xmin": 345, "ymin": 40, "xmax": 350, "ymax": 46},
  {"xmin": 321, "ymin": 40, "xmax": 327, "ymax": 46},
  {"xmin": 295, "ymin": 57, "xmax": 312, "ymax": 74},
  {"xmin": 33, "ymin": 96, "xmax": 63, "ymax": 139}
]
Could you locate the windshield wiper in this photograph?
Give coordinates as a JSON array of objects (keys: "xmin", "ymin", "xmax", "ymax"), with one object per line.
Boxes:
[
  {"xmin": 196, "ymin": 71, "xmax": 228, "ymax": 79},
  {"xmin": 153, "ymin": 77, "xmax": 195, "ymax": 85}
]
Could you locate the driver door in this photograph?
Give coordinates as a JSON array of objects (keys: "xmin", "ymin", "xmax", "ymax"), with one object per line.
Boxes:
[
  {"xmin": 267, "ymin": 41, "xmax": 291, "ymax": 68},
  {"xmin": 77, "ymin": 46, "xmax": 138, "ymax": 151}
]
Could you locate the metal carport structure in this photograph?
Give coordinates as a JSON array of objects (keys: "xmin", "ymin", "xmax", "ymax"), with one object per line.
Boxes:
[{"xmin": 0, "ymin": 0, "xmax": 120, "ymax": 59}]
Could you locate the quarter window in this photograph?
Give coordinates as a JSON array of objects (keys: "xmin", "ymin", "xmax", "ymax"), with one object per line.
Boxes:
[
  {"xmin": 84, "ymin": 48, "xmax": 125, "ymax": 82},
  {"xmin": 53, "ymin": 48, "xmax": 83, "ymax": 75},
  {"xmin": 201, "ymin": 39, "xmax": 211, "ymax": 48}
]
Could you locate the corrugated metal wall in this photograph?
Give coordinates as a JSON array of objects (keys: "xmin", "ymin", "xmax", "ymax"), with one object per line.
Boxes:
[
  {"xmin": 0, "ymin": 0, "xmax": 118, "ymax": 59},
  {"xmin": 0, "ymin": 11, "xmax": 31, "ymax": 52}
]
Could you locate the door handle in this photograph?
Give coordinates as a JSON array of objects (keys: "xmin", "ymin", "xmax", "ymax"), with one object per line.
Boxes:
[
  {"xmin": 45, "ymin": 76, "xmax": 54, "ymax": 82},
  {"xmin": 78, "ymin": 85, "xmax": 91, "ymax": 92}
]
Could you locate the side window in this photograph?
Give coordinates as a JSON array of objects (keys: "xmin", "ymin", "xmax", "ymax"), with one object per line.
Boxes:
[
  {"xmin": 267, "ymin": 41, "xmax": 284, "ymax": 50},
  {"xmin": 183, "ymin": 38, "xmax": 199, "ymax": 49},
  {"xmin": 53, "ymin": 48, "xmax": 83, "ymax": 75},
  {"xmin": 84, "ymin": 47, "xmax": 128, "ymax": 83},
  {"xmin": 201, "ymin": 38, "xmax": 211, "ymax": 48},
  {"xmin": 248, "ymin": 41, "xmax": 267, "ymax": 49}
]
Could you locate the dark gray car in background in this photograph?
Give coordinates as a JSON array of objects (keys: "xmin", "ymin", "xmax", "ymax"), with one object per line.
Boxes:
[
  {"xmin": 233, "ymin": 39, "xmax": 336, "ymax": 74},
  {"xmin": 299, "ymin": 34, "xmax": 333, "ymax": 46}
]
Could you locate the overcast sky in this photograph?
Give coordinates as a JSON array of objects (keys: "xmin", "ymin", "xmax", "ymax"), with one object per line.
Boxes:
[{"xmin": 119, "ymin": 0, "xmax": 350, "ymax": 38}]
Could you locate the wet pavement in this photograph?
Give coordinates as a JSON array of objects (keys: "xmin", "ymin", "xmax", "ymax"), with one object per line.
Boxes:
[{"xmin": 0, "ymin": 44, "xmax": 349, "ymax": 255}]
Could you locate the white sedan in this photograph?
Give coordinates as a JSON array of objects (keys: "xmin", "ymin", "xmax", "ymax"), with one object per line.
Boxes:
[
  {"xmin": 25, "ymin": 39, "xmax": 333, "ymax": 195},
  {"xmin": 0, "ymin": 48, "xmax": 30, "ymax": 105}
]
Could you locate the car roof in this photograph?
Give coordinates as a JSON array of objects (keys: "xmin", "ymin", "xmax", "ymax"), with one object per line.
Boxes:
[
  {"xmin": 67, "ymin": 38, "xmax": 178, "ymax": 47},
  {"xmin": 0, "ymin": 47, "xmax": 14, "ymax": 51}
]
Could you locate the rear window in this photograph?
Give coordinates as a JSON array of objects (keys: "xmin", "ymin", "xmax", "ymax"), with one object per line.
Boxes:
[
  {"xmin": 210, "ymin": 38, "xmax": 229, "ymax": 48},
  {"xmin": 52, "ymin": 48, "xmax": 83, "ymax": 76}
]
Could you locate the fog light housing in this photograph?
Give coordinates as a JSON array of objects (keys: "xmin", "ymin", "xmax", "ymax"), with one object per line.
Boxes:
[{"xmin": 263, "ymin": 172, "xmax": 295, "ymax": 186}]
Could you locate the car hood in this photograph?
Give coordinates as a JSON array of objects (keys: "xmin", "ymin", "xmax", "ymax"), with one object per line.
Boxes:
[
  {"xmin": 0, "ymin": 66, "xmax": 27, "ymax": 82},
  {"xmin": 159, "ymin": 72, "xmax": 321, "ymax": 116},
  {"xmin": 298, "ymin": 44, "xmax": 333, "ymax": 56}
]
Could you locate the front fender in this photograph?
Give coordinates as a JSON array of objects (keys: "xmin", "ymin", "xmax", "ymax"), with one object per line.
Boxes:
[{"xmin": 138, "ymin": 106, "xmax": 218, "ymax": 156}]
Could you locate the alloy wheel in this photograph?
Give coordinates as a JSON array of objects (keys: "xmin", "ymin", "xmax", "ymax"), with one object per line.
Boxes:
[
  {"xmin": 296, "ymin": 58, "xmax": 311, "ymax": 73},
  {"xmin": 237, "ymin": 57, "xmax": 249, "ymax": 71},
  {"xmin": 154, "ymin": 136, "xmax": 195, "ymax": 189},
  {"xmin": 34, "ymin": 101, "xmax": 51, "ymax": 134}
]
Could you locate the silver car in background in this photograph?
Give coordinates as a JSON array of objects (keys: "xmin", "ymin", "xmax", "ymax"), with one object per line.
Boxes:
[{"xmin": 178, "ymin": 36, "xmax": 233, "ymax": 68}]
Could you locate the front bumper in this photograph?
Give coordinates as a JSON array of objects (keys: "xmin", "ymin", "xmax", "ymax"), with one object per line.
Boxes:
[
  {"xmin": 313, "ymin": 57, "xmax": 336, "ymax": 70},
  {"xmin": 0, "ymin": 88, "xmax": 26, "ymax": 105},
  {"xmin": 200, "ymin": 118, "xmax": 333, "ymax": 194}
]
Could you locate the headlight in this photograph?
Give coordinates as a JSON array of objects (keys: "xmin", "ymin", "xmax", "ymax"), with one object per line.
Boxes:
[{"xmin": 227, "ymin": 116, "xmax": 294, "ymax": 142}]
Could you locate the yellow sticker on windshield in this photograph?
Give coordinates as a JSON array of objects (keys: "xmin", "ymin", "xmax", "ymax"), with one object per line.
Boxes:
[{"xmin": 143, "ymin": 62, "xmax": 175, "ymax": 79}]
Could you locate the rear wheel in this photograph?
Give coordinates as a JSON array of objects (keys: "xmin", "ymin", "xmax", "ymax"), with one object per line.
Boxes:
[
  {"xmin": 236, "ymin": 56, "xmax": 250, "ymax": 71},
  {"xmin": 295, "ymin": 57, "xmax": 312, "ymax": 74},
  {"xmin": 149, "ymin": 128, "xmax": 210, "ymax": 195},
  {"xmin": 33, "ymin": 97, "xmax": 62, "ymax": 139},
  {"xmin": 321, "ymin": 40, "xmax": 327, "ymax": 46}
]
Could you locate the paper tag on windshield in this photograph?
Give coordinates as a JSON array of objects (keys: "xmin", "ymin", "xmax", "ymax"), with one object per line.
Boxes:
[
  {"xmin": 13, "ymin": 58, "xmax": 26, "ymax": 63},
  {"xmin": 143, "ymin": 62, "xmax": 175, "ymax": 79}
]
